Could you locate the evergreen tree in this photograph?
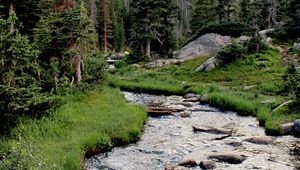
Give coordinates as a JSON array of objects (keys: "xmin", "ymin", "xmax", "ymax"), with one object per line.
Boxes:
[
  {"xmin": 130, "ymin": 0, "xmax": 178, "ymax": 58},
  {"xmin": 0, "ymin": 12, "xmax": 53, "ymax": 132},
  {"xmin": 190, "ymin": 0, "xmax": 215, "ymax": 34},
  {"xmin": 288, "ymin": 0, "xmax": 300, "ymax": 27},
  {"xmin": 215, "ymin": 0, "xmax": 237, "ymax": 23},
  {"xmin": 238, "ymin": 0, "xmax": 252, "ymax": 25}
]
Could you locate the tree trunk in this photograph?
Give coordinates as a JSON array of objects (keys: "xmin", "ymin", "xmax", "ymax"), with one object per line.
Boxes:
[
  {"xmin": 103, "ymin": 0, "xmax": 108, "ymax": 52},
  {"xmin": 146, "ymin": 39, "xmax": 151, "ymax": 59},
  {"xmin": 8, "ymin": 0, "xmax": 13, "ymax": 16},
  {"xmin": 73, "ymin": 56, "xmax": 82, "ymax": 82}
]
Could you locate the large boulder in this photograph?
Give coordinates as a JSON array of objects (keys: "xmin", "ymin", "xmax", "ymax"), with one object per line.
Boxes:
[
  {"xmin": 176, "ymin": 33, "xmax": 231, "ymax": 60},
  {"xmin": 294, "ymin": 43, "xmax": 300, "ymax": 50}
]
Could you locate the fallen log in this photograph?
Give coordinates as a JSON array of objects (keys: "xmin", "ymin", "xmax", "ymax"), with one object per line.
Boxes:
[
  {"xmin": 193, "ymin": 126, "xmax": 232, "ymax": 135},
  {"xmin": 147, "ymin": 107, "xmax": 185, "ymax": 117}
]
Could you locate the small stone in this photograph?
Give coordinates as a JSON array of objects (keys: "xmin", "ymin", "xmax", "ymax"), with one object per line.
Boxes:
[
  {"xmin": 180, "ymin": 112, "xmax": 191, "ymax": 118},
  {"xmin": 208, "ymin": 154, "xmax": 247, "ymax": 164},
  {"xmin": 199, "ymin": 161, "xmax": 216, "ymax": 170},
  {"xmin": 165, "ymin": 164, "xmax": 175, "ymax": 170},
  {"xmin": 244, "ymin": 137, "xmax": 274, "ymax": 145},
  {"xmin": 178, "ymin": 159, "xmax": 198, "ymax": 167}
]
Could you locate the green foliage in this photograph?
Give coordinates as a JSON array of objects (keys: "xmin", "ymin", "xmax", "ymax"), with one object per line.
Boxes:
[
  {"xmin": 129, "ymin": 0, "xmax": 179, "ymax": 57},
  {"xmin": 266, "ymin": 29, "xmax": 291, "ymax": 43},
  {"xmin": 217, "ymin": 42, "xmax": 247, "ymax": 64},
  {"xmin": 281, "ymin": 62, "xmax": 300, "ymax": 99},
  {"xmin": 0, "ymin": 88, "xmax": 147, "ymax": 169},
  {"xmin": 244, "ymin": 36, "xmax": 268, "ymax": 53},
  {"xmin": 0, "ymin": 14, "xmax": 57, "ymax": 133},
  {"xmin": 84, "ymin": 52, "xmax": 106, "ymax": 83}
]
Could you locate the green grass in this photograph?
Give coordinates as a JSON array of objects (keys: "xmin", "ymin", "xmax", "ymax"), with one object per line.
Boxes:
[
  {"xmin": 108, "ymin": 48, "xmax": 300, "ymax": 135},
  {"xmin": 0, "ymin": 87, "xmax": 147, "ymax": 169}
]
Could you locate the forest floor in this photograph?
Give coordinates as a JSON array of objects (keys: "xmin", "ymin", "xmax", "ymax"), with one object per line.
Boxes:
[{"xmin": 108, "ymin": 47, "xmax": 300, "ymax": 135}]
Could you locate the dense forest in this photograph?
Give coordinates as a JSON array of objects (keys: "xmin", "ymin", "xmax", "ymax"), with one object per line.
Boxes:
[{"xmin": 0, "ymin": 0, "xmax": 299, "ymax": 169}]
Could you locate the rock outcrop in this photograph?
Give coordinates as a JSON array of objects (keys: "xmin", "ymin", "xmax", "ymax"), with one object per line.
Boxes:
[
  {"xmin": 176, "ymin": 33, "xmax": 231, "ymax": 60},
  {"xmin": 195, "ymin": 56, "xmax": 223, "ymax": 72}
]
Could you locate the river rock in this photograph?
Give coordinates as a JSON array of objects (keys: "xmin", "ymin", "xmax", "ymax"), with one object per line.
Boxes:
[
  {"xmin": 199, "ymin": 95, "xmax": 209, "ymax": 103},
  {"xmin": 183, "ymin": 97, "xmax": 199, "ymax": 102},
  {"xmin": 184, "ymin": 93, "xmax": 201, "ymax": 99},
  {"xmin": 208, "ymin": 154, "xmax": 247, "ymax": 164},
  {"xmin": 199, "ymin": 161, "xmax": 216, "ymax": 170},
  {"xmin": 165, "ymin": 164, "xmax": 175, "ymax": 170},
  {"xmin": 281, "ymin": 122, "xmax": 294, "ymax": 135},
  {"xmin": 176, "ymin": 33, "xmax": 231, "ymax": 60},
  {"xmin": 180, "ymin": 112, "xmax": 191, "ymax": 118},
  {"xmin": 294, "ymin": 119, "xmax": 300, "ymax": 136},
  {"xmin": 244, "ymin": 136, "xmax": 273, "ymax": 145},
  {"xmin": 178, "ymin": 159, "xmax": 198, "ymax": 167}
]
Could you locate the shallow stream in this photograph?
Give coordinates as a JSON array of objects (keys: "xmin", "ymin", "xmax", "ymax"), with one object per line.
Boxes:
[{"xmin": 85, "ymin": 92, "xmax": 300, "ymax": 170}]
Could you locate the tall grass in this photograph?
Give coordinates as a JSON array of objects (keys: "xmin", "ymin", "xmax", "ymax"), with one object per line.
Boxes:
[{"xmin": 0, "ymin": 88, "xmax": 147, "ymax": 169}]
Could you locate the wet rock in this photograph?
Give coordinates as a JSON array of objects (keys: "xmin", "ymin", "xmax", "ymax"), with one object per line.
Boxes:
[
  {"xmin": 199, "ymin": 161, "xmax": 216, "ymax": 170},
  {"xmin": 193, "ymin": 126, "xmax": 231, "ymax": 135},
  {"xmin": 180, "ymin": 112, "xmax": 191, "ymax": 118},
  {"xmin": 294, "ymin": 119, "xmax": 300, "ymax": 136},
  {"xmin": 281, "ymin": 122, "xmax": 294, "ymax": 135},
  {"xmin": 244, "ymin": 137, "xmax": 274, "ymax": 145},
  {"xmin": 178, "ymin": 159, "xmax": 198, "ymax": 167},
  {"xmin": 183, "ymin": 97, "xmax": 199, "ymax": 102},
  {"xmin": 179, "ymin": 102, "xmax": 193, "ymax": 108},
  {"xmin": 184, "ymin": 93, "xmax": 201, "ymax": 99},
  {"xmin": 208, "ymin": 154, "xmax": 247, "ymax": 164}
]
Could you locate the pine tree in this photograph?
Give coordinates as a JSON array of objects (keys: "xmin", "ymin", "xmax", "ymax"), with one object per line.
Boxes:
[
  {"xmin": 190, "ymin": 0, "xmax": 215, "ymax": 34},
  {"xmin": 238, "ymin": 0, "xmax": 252, "ymax": 25},
  {"xmin": 215, "ymin": 0, "xmax": 237, "ymax": 23},
  {"xmin": 130, "ymin": 0, "xmax": 178, "ymax": 58},
  {"xmin": 289, "ymin": 0, "xmax": 300, "ymax": 27}
]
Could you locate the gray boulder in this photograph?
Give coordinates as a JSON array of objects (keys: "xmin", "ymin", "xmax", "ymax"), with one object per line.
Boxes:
[
  {"xmin": 195, "ymin": 56, "xmax": 223, "ymax": 72},
  {"xmin": 294, "ymin": 43, "xmax": 300, "ymax": 50},
  {"xmin": 294, "ymin": 119, "xmax": 300, "ymax": 136},
  {"xmin": 176, "ymin": 33, "xmax": 231, "ymax": 60}
]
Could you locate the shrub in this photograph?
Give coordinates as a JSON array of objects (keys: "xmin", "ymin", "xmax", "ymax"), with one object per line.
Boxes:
[
  {"xmin": 84, "ymin": 53, "xmax": 106, "ymax": 83},
  {"xmin": 217, "ymin": 42, "xmax": 247, "ymax": 64},
  {"xmin": 266, "ymin": 29, "xmax": 290, "ymax": 43},
  {"xmin": 244, "ymin": 37, "xmax": 268, "ymax": 53}
]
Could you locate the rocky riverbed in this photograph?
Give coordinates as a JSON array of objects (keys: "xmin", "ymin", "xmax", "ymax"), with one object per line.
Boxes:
[{"xmin": 84, "ymin": 92, "xmax": 300, "ymax": 170}]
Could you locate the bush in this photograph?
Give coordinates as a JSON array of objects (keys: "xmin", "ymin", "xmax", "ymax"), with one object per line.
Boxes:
[
  {"xmin": 244, "ymin": 37, "xmax": 268, "ymax": 53},
  {"xmin": 84, "ymin": 53, "xmax": 106, "ymax": 83},
  {"xmin": 266, "ymin": 29, "xmax": 290, "ymax": 43},
  {"xmin": 217, "ymin": 42, "xmax": 247, "ymax": 64}
]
